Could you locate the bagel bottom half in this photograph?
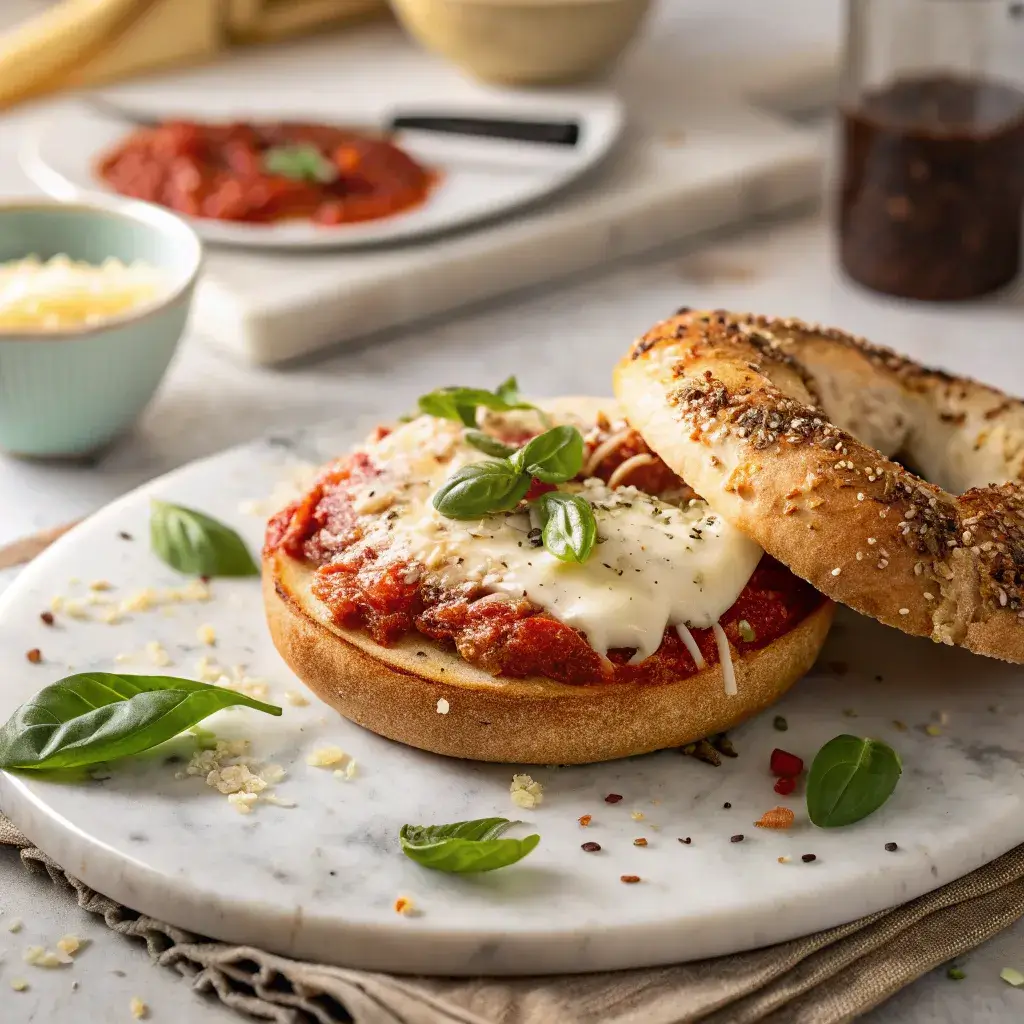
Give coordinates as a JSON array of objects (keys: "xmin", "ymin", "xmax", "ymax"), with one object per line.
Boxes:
[{"xmin": 265, "ymin": 550, "xmax": 835, "ymax": 765}]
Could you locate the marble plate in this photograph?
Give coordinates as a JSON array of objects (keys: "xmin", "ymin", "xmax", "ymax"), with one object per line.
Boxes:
[{"xmin": 0, "ymin": 421, "xmax": 1022, "ymax": 976}]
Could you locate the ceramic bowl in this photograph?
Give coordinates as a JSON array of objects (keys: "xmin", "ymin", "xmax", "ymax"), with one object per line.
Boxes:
[
  {"xmin": 388, "ymin": 0, "xmax": 653, "ymax": 85},
  {"xmin": 0, "ymin": 199, "xmax": 202, "ymax": 459}
]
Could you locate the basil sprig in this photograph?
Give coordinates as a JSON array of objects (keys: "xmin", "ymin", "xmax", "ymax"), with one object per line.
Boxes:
[
  {"xmin": 400, "ymin": 817, "xmax": 540, "ymax": 873},
  {"xmin": 806, "ymin": 735, "xmax": 902, "ymax": 828},
  {"xmin": 0, "ymin": 673, "xmax": 281, "ymax": 771},
  {"xmin": 463, "ymin": 431, "xmax": 515, "ymax": 458},
  {"xmin": 150, "ymin": 500, "xmax": 259, "ymax": 578},
  {"xmin": 263, "ymin": 144, "xmax": 338, "ymax": 183},
  {"xmin": 431, "ymin": 424, "xmax": 597, "ymax": 560},
  {"xmin": 534, "ymin": 491, "xmax": 597, "ymax": 563},
  {"xmin": 510, "ymin": 424, "xmax": 584, "ymax": 483},
  {"xmin": 417, "ymin": 377, "xmax": 546, "ymax": 428},
  {"xmin": 432, "ymin": 461, "xmax": 532, "ymax": 520}
]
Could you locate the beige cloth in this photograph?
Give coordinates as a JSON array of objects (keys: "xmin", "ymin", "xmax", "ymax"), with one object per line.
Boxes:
[{"xmin": 2, "ymin": 814, "xmax": 1023, "ymax": 1024}]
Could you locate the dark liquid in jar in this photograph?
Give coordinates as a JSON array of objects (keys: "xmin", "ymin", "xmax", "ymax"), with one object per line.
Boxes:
[{"xmin": 839, "ymin": 76, "xmax": 1024, "ymax": 301}]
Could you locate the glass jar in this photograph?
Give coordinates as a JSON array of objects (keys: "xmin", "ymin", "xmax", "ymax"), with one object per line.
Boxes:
[{"xmin": 838, "ymin": 0, "xmax": 1024, "ymax": 301}]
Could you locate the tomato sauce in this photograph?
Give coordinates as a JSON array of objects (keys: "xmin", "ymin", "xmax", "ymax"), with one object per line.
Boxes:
[
  {"xmin": 265, "ymin": 427, "xmax": 826, "ymax": 687},
  {"xmin": 97, "ymin": 121, "xmax": 435, "ymax": 225}
]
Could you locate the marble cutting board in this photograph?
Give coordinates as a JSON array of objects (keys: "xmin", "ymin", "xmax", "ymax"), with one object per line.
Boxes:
[{"xmin": 0, "ymin": 420, "xmax": 1022, "ymax": 977}]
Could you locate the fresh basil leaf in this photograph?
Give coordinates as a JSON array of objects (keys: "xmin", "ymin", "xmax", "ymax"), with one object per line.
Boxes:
[
  {"xmin": 150, "ymin": 500, "xmax": 258, "ymax": 577},
  {"xmin": 400, "ymin": 817, "xmax": 540, "ymax": 873},
  {"xmin": 432, "ymin": 461, "xmax": 530, "ymax": 520},
  {"xmin": 417, "ymin": 382, "xmax": 542, "ymax": 428},
  {"xmin": 0, "ymin": 672, "xmax": 281, "ymax": 771},
  {"xmin": 263, "ymin": 144, "xmax": 338, "ymax": 183},
  {"xmin": 534, "ymin": 491, "xmax": 597, "ymax": 563},
  {"xmin": 464, "ymin": 431, "xmax": 516, "ymax": 458},
  {"xmin": 510, "ymin": 425, "xmax": 584, "ymax": 483},
  {"xmin": 806, "ymin": 735, "xmax": 902, "ymax": 828}
]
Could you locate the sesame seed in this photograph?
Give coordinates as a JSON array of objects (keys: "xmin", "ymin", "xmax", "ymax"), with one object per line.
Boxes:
[
  {"xmin": 831, "ymin": 568, "xmax": 841, "ymax": 576},
  {"xmin": 857, "ymin": 493, "xmax": 865, "ymax": 501},
  {"xmin": 581, "ymin": 841, "xmax": 601, "ymax": 852},
  {"xmin": 899, "ymin": 608, "xmax": 909, "ymax": 615}
]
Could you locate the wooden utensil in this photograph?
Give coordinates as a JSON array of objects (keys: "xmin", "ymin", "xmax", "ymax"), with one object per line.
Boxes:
[{"xmin": 0, "ymin": 520, "xmax": 81, "ymax": 571}]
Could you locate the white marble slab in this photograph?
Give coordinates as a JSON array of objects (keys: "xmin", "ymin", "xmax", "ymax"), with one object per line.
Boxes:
[{"xmin": 0, "ymin": 421, "xmax": 1021, "ymax": 976}]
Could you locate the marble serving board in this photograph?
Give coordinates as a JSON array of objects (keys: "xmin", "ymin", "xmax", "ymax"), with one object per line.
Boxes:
[{"xmin": 1, "ymin": 421, "xmax": 1022, "ymax": 977}]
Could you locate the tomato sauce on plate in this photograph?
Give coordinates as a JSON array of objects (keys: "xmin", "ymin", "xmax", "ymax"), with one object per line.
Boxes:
[{"xmin": 97, "ymin": 121, "xmax": 436, "ymax": 226}]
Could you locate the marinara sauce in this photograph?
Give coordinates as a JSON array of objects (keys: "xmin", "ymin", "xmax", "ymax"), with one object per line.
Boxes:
[{"xmin": 97, "ymin": 121, "xmax": 435, "ymax": 226}]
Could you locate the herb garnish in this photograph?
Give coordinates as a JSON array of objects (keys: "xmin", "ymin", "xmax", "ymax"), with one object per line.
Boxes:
[
  {"xmin": 0, "ymin": 672, "xmax": 281, "ymax": 771},
  {"xmin": 534, "ymin": 491, "xmax": 596, "ymax": 563},
  {"xmin": 430, "ymin": 425, "xmax": 598, "ymax": 562},
  {"xmin": 150, "ymin": 500, "xmax": 259, "ymax": 578},
  {"xmin": 399, "ymin": 817, "xmax": 540, "ymax": 873},
  {"xmin": 417, "ymin": 377, "xmax": 546, "ymax": 428},
  {"xmin": 463, "ymin": 431, "xmax": 516, "ymax": 458},
  {"xmin": 805, "ymin": 735, "xmax": 902, "ymax": 828},
  {"xmin": 263, "ymin": 144, "xmax": 338, "ymax": 183}
]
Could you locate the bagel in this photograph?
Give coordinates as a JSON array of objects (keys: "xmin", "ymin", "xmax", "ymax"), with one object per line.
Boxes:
[
  {"xmin": 263, "ymin": 397, "xmax": 832, "ymax": 764},
  {"xmin": 614, "ymin": 310, "xmax": 1024, "ymax": 663}
]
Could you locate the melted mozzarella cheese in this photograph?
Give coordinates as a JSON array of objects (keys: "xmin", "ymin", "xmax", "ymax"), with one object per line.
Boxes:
[{"xmin": 348, "ymin": 416, "xmax": 763, "ymax": 664}]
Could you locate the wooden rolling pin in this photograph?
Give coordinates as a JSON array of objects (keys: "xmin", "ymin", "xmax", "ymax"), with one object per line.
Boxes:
[
  {"xmin": 0, "ymin": 0, "xmax": 387, "ymax": 110},
  {"xmin": 0, "ymin": 520, "xmax": 81, "ymax": 572}
]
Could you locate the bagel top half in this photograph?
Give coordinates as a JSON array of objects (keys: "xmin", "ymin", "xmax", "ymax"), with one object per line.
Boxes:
[
  {"xmin": 614, "ymin": 310, "xmax": 1024, "ymax": 663},
  {"xmin": 263, "ymin": 396, "xmax": 831, "ymax": 764}
]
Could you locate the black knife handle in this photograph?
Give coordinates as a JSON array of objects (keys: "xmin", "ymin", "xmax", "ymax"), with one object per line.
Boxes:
[{"xmin": 389, "ymin": 115, "xmax": 580, "ymax": 146}]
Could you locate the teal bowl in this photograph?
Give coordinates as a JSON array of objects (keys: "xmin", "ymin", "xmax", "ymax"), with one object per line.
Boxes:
[{"xmin": 0, "ymin": 199, "xmax": 202, "ymax": 459}]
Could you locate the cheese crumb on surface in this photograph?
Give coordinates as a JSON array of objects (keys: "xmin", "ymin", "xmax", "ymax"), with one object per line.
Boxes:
[
  {"xmin": 56, "ymin": 935, "xmax": 82, "ymax": 958},
  {"xmin": 307, "ymin": 746, "xmax": 347, "ymax": 767},
  {"xmin": 227, "ymin": 791, "xmax": 258, "ymax": 815},
  {"xmin": 89, "ymin": 580, "xmax": 113, "ymax": 592},
  {"xmin": 333, "ymin": 759, "xmax": 358, "ymax": 780},
  {"xmin": 130, "ymin": 996, "xmax": 149, "ymax": 1019},
  {"xmin": 145, "ymin": 641, "xmax": 171, "ymax": 667},
  {"xmin": 510, "ymin": 774, "xmax": 543, "ymax": 809},
  {"xmin": 8, "ymin": 918, "xmax": 23, "ymax": 933},
  {"xmin": 436, "ymin": 698, "xmax": 450, "ymax": 715},
  {"xmin": 24, "ymin": 945, "xmax": 67, "ymax": 968},
  {"xmin": 197, "ymin": 624, "xmax": 217, "ymax": 646},
  {"xmin": 10, "ymin": 978, "xmax": 28, "ymax": 992},
  {"xmin": 284, "ymin": 690, "xmax": 310, "ymax": 707},
  {"xmin": 630, "ymin": 811, "xmax": 645, "ymax": 822}
]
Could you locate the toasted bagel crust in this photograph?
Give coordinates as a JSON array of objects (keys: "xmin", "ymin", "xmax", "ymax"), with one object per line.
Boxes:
[
  {"xmin": 264, "ymin": 548, "xmax": 833, "ymax": 764},
  {"xmin": 614, "ymin": 310, "xmax": 1024, "ymax": 662}
]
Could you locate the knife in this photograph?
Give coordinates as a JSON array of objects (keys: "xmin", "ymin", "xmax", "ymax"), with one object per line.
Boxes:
[{"xmin": 86, "ymin": 95, "xmax": 582, "ymax": 147}]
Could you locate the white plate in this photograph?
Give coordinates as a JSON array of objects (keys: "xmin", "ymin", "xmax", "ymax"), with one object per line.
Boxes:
[
  {"xmin": 21, "ymin": 99, "xmax": 622, "ymax": 251},
  {"xmin": 0, "ymin": 422, "xmax": 1022, "ymax": 975}
]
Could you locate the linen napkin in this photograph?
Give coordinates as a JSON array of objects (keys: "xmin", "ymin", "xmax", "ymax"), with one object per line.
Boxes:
[{"xmin": 2, "ymin": 813, "xmax": 1022, "ymax": 1024}]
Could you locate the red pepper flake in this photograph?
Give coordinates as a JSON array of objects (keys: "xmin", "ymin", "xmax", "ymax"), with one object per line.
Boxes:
[
  {"xmin": 722, "ymin": 801, "xmax": 732, "ymax": 809},
  {"xmin": 770, "ymin": 748, "xmax": 804, "ymax": 778},
  {"xmin": 39, "ymin": 611, "xmax": 55, "ymax": 626},
  {"xmin": 730, "ymin": 834, "xmax": 745, "ymax": 843},
  {"xmin": 118, "ymin": 530, "xmax": 133, "ymax": 541},
  {"xmin": 755, "ymin": 806, "xmax": 795, "ymax": 830},
  {"xmin": 774, "ymin": 776, "xmax": 797, "ymax": 796},
  {"xmin": 620, "ymin": 874, "xmax": 641, "ymax": 884},
  {"xmin": 801, "ymin": 853, "xmax": 817, "ymax": 863},
  {"xmin": 885, "ymin": 842, "xmax": 898, "ymax": 852},
  {"xmin": 25, "ymin": 648, "xmax": 42, "ymax": 664},
  {"xmin": 604, "ymin": 793, "xmax": 623, "ymax": 804},
  {"xmin": 578, "ymin": 814, "xmax": 592, "ymax": 827},
  {"xmin": 199, "ymin": 575, "xmax": 211, "ymax": 584},
  {"xmin": 678, "ymin": 837, "xmax": 692, "ymax": 845},
  {"xmin": 633, "ymin": 837, "xmax": 648, "ymax": 847},
  {"xmin": 581, "ymin": 842, "xmax": 601, "ymax": 853}
]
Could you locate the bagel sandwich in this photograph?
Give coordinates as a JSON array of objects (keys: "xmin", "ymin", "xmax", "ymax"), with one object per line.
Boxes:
[
  {"xmin": 264, "ymin": 395, "xmax": 833, "ymax": 764},
  {"xmin": 615, "ymin": 310, "xmax": 1024, "ymax": 664}
]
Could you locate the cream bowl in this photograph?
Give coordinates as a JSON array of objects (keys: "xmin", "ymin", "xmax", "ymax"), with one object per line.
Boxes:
[
  {"xmin": 0, "ymin": 199, "xmax": 202, "ymax": 459},
  {"xmin": 388, "ymin": 0, "xmax": 653, "ymax": 85}
]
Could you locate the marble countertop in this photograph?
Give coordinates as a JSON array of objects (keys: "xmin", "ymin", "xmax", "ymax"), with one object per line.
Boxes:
[{"xmin": 2, "ymin": 0, "xmax": 1024, "ymax": 1021}]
